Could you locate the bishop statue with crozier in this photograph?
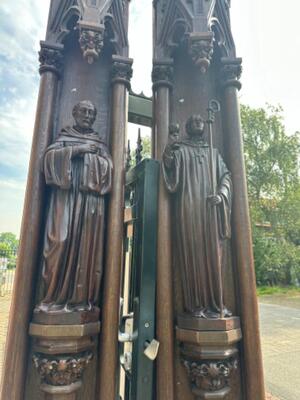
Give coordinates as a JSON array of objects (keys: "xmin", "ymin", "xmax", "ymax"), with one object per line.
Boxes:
[
  {"xmin": 162, "ymin": 114, "xmax": 232, "ymax": 319},
  {"xmin": 35, "ymin": 100, "xmax": 113, "ymax": 315}
]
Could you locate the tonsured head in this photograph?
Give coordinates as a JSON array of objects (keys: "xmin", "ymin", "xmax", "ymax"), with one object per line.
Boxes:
[
  {"xmin": 185, "ymin": 114, "xmax": 205, "ymax": 137},
  {"xmin": 73, "ymin": 100, "xmax": 97, "ymax": 131}
]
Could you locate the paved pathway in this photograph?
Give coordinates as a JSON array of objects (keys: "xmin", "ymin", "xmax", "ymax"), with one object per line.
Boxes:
[{"xmin": 259, "ymin": 299, "xmax": 300, "ymax": 400}]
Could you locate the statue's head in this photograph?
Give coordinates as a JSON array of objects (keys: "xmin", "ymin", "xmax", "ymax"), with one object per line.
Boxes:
[
  {"xmin": 186, "ymin": 115, "xmax": 205, "ymax": 137},
  {"xmin": 72, "ymin": 100, "xmax": 97, "ymax": 131}
]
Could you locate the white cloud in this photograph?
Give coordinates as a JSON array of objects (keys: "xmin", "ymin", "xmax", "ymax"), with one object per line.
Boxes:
[{"xmin": 0, "ymin": 0, "xmax": 299, "ymax": 235}]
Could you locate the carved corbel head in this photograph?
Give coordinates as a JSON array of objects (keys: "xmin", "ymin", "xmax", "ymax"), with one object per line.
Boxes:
[
  {"xmin": 79, "ymin": 22, "xmax": 105, "ymax": 64},
  {"xmin": 188, "ymin": 32, "xmax": 214, "ymax": 74}
]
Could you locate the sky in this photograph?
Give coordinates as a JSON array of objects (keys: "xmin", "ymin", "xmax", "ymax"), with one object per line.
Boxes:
[{"xmin": 0, "ymin": 0, "xmax": 299, "ymax": 235}]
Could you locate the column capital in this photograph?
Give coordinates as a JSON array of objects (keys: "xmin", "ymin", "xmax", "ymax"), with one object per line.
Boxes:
[
  {"xmin": 152, "ymin": 60, "xmax": 174, "ymax": 91},
  {"xmin": 220, "ymin": 57, "xmax": 242, "ymax": 90},
  {"xmin": 111, "ymin": 55, "xmax": 133, "ymax": 90},
  {"xmin": 39, "ymin": 41, "xmax": 64, "ymax": 77},
  {"xmin": 33, "ymin": 350, "xmax": 92, "ymax": 396}
]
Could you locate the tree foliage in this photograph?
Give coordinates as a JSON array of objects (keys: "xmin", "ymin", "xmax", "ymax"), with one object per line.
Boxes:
[
  {"xmin": 241, "ymin": 104, "xmax": 300, "ymax": 286},
  {"xmin": 0, "ymin": 232, "xmax": 18, "ymax": 269}
]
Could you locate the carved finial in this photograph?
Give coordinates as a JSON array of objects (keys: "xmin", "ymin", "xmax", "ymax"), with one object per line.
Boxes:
[
  {"xmin": 126, "ymin": 140, "xmax": 132, "ymax": 171},
  {"xmin": 135, "ymin": 128, "xmax": 143, "ymax": 165}
]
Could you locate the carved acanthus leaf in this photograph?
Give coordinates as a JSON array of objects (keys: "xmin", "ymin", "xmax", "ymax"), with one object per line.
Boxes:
[
  {"xmin": 183, "ymin": 357, "xmax": 238, "ymax": 396},
  {"xmin": 220, "ymin": 58, "xmax": 242, "ymax": 89},
  {"xmin": 188, "ymin": 33, "xmax": 214, "ymax": 73},
  {"xmin": 39, "ymin": 43, "xmax": 64, "ymax": 76},
  {"xmin": 33, "ymin": 351, "xmax": 93, "ymax": 387},
  {"xmin": 152, "ymin": 63, "xmax": 174, "ymax": 89},
  {"xmin": 111, "ymin": 58, "xmax": 133, "ymax": 89},
  {"xmin": 79, "ymin": 27, "xmax": 104, "ymax": 64}
]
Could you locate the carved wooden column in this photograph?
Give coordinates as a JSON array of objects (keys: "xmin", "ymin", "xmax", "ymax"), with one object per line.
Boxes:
[
  {"xmin": 220, "ymin": 57, "xmax": 265, "ymax": 400},
  {"xmin": 152, "ymin": 60, "xmax": 175, "ymax": 400},
  {"xmin": 98, "ymin": 55, "xmax": 133, "ymax": 400},
  {"xmin": 0, "ymin": 41, "xmax": 63, "ymax": 400}
]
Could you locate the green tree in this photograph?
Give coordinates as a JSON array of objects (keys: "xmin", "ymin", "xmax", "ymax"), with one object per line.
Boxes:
[
  {"xmin": 241, "ymin": 104, "xmax": 300, "ymax": 286},
  {"xmin": 0, "ymin": 232, "xmax": 19, "ymax": 251}
]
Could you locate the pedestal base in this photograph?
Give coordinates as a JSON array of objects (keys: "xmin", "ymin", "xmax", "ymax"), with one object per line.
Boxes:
[
  {"xmin": 177, "ymin": 316, "xmax": 242, "ymax": 400},
  {"xmin": 30, "ymin": 322, "xmax": 100, "ymax": 400}
]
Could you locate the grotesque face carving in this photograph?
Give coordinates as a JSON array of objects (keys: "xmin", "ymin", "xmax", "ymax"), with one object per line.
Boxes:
[
  {"xmin": 73, "ymin": 100, "xmax": 97, "ymax": 131},
  {"xmin": 186, "ymin": 115, "xmax": 205, "ymax": 137}
]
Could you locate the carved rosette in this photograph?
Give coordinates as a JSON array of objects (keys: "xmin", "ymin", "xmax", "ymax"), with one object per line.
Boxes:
[
  {"xmin": 152, "ymin": 62, "xmax": 174, "ymax": 90},
  {"xmin": 183, "ymin": 357, "xmax": 238, "ymax": 399},
  {"xmin": 33, "ymin": 351, "xmax": 93, "ymax": 387},
  {"xmin": 79, "ymin": 27, "xmax": 104, "ymax": 65},
  {"xmin": 188, "ymin": 33, "xmax": 214, "ymax": 74},
  {"xmin": 220, "ymin": 58, "xmax": 243, "ymax": 90},
  {"xmin": 39, "ymin": 42, "xmax": 64, "ymax": 77},
  {"xmin": 111, "ymin": 58, "xmax": 133, "ymax": 90}
]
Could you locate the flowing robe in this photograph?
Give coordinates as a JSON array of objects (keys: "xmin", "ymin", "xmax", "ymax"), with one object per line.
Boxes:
[
  {"xmin": 39, "ymin": 127, "xmax": 113, "ymax": 311},
  {"xmin": 162, "ymin": 138, "xmax": 232, "ymax": 317}
]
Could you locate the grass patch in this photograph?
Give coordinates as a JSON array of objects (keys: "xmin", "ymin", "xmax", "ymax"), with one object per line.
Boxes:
[{"xmin": 257, "ymin": 286, "xmax": 300, "ymax": 296}]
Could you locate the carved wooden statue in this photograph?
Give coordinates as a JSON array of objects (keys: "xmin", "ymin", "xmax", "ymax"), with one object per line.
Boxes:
[
  {"xmin": 162, "ymin": 115, "xmax": 232, "ymax": 319},
  {"xmin": 36, "ymin": 100, "xmax": 113, "ymax": 314}
]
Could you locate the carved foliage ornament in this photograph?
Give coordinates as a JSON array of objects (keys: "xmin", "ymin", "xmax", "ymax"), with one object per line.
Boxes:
[
  {"xmin": 189, "ymin": 33, "xmax": 214, "ymax": 74},
  {"xmin": 111, "ymin": 61, "xmax": 133, "ymax": 89},
  {"xmin": 79, "ymin": 27, "xmax": 104, "ymax": 64},
  {"xmin": 152, "ymin": 64, "xmax": 174, "ymax": 90},
  {"xmin": 183, "ymin": 357, "xmax": 238, "ymax": 396},
  {"xmin": 220, "ymin": 59, "xmax": 242, "ymax": 89},
  {"xmin": 33, "ymin": 351, "xmax": 93, "ymax": 387},
  {"xmin": 39, "ymin": 44, "xmax": 64, "ymax": 76}
]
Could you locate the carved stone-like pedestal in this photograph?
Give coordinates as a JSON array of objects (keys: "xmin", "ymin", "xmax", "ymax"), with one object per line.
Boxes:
[
  {"xmin": 177, "ymin": 316, "xmax": 242, "ymax": 400},
  {"xmin": 29, "ymin": 322, "xmax": 100, "ymax": 400}
]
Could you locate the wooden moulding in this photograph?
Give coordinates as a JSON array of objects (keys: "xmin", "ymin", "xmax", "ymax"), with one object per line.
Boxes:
[
  {"xmin": 176, "ymin": 327, "xmax": 242, "ymax": 346},
  {"xmin": 29, "ymin": 322, "xmax": 100, "ymax": 339},
  {"xmin": 177, "ymin": 315, "xmax": 241, "ymax": 332}
]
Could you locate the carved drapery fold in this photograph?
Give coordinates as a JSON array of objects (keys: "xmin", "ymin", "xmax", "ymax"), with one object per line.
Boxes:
[{"xmin": 39, "ymin": 42, "xmax": 64, "ymax": 76}]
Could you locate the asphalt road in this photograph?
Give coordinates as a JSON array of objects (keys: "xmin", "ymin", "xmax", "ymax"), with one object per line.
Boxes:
[{"xmin": 259, "ymin": 300, "xmax": 300, "ymax": 400}]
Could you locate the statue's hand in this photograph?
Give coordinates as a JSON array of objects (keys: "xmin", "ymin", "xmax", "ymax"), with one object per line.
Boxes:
[
  {"xmin": 208, "ymin": 195, "xmax": 222, "ymax": 206},
  {"xmin": 74, "ymin": 144, "xmax": 98, "ymax": 156}
]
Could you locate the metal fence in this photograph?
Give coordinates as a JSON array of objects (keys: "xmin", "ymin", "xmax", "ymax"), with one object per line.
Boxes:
[
  {"xmin": 0, "ymin": 250, "xmax": 17, "ymax": 378},
  {"xmin": 0, "ymin": 250, "xmax": 17, "ymax": 297}
]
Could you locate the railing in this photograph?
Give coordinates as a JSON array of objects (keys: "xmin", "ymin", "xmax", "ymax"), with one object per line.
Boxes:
[
  {"xmin": 0, "ymin": 250, "xmax": 17, "ymax": 297},
  {"xmin": 0, "ymin": 249, "xmax": 17, "ymax": 378}
]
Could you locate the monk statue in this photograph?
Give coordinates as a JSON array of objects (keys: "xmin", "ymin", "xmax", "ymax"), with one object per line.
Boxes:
[
  {"xmin": 162, "ymin": 114, "xmax": 232, "ymax": 319},
  {"xmin": 36, "ymin": 100, "xmax": 112, "ymax": 314}
]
